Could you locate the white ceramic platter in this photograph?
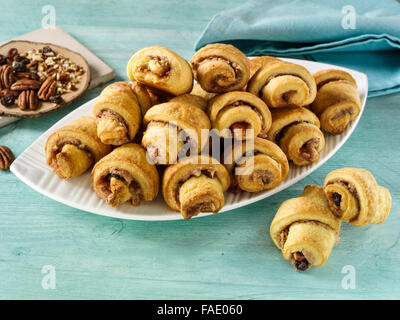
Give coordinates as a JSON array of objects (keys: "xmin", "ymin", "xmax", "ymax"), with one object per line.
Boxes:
[{"xmin": 10, "ymin": 57, "xmax": 368, "ymax": 221}]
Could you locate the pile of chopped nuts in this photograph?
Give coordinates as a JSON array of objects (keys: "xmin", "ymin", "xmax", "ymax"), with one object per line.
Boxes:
[{"xmin": 0, "ymin": 46, "xmax": 84, "ymax": 111}]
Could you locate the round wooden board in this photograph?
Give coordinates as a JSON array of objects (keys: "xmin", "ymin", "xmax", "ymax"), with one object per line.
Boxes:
[{"xmin": 0, "ymin": 40, "xmax": 91, "ymax": 118}]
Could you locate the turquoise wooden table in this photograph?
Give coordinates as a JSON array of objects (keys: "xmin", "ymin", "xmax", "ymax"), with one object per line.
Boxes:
[{"xmin": 0, "ymin": 0, "xmax": 399, "ymax": 300}]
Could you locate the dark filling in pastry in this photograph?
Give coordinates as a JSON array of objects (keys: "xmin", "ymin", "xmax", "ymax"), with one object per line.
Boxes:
[
  {"xmin": 175, "ymin": 169, "xmax": 216, "ymax": 204},
  {"xmin": 326, "ymin": 180, "xmax": 360, "ymax": 219},
  {"xmin": 282, "ymin": 90, "xmax": 296, "ymax": 103},
  {"xmin": 258, "ymin": 73, "xmax": 310, "ymax": 98},
  {"xmin": 251, "ymin": 169, "xmax": 273, "ymax": 185},
  {"xmin": 106, "ymin": 169, "xmax": 144, "ymax": 206},
  {"xmin": 299, "ymin": 138, "xmax": 320, "ymax": 162},
  {"xmin": 193, "ymin": 56, "xmax": 243, "ymax": 91},
  {"xmin": 293, "ymin": 252, "xmax": 309, "ymax": 271},
  {"xmin": 273, "ymin": 121, "xmax": 303, "ymax": 144},
  {"xmin": 331, "ymin": 107, "xmax": 354, "ymax": 121},
  {"xmin": 331, "ymin": 192, "xmax": 342, "ymax": 208},
  {"xmin": 137, "ymin": 55, "xmax": 171, "ymax": 77},
  {"xmin": 185, "ymin": 201, "xmax": 215, "ymax": 217},
  {"xmin": 97, "ymin": 109, "xmax": 129, "ymax": 134},
  {"xmin": 53, "ymin": 138, "xmax": 92, "ymax": 167}
]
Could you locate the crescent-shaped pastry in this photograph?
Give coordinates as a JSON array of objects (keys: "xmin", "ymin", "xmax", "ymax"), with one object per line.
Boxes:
[
  {"xmin": 91, "ymin": 143, "xmax": 159, "ymax": 207},
  {"xmin": 92, "ymin": 82, "xmax": 142, "ymax": 146},
  {"xmin": 270, "ymin": 185, "xmax": 341, "ymax": 271},
  {"xmin": 249, "ymin": 56, "xmax": 279, "ymax": 78},
  {"xmin": 45, "ymin": 116, "xmax": 111, "ymax": 179},
  {"xmin": 162, "ymin": 155, "xmax": 230, "ymax": 219},
  {"xmin": 142, "ymin": 102, "xmax": 211, "ymax": 164},
  {"xmin": 268, "ymin": 107, "xmax": 325, "ymax": 166},
  {"xmin": 224, "ymin": 137, "xmax": 289, "ymax": 192},
  {"xmin": 324, "ymin": 168, "xmax": 391, "ymax": 226},
  {"xmin": 247, "ymin": 60, "xmax": 317, "ymax": 108},
  {"xmin": 170, "ymin": 94, "xmax": 207, "ymax": 112},
  {"xmin": 126, "ymin": 46, "xmax": 193, "ymax": 96},
  {"xmin": 311, "ymin": 69, "xmax": 361, "ymax": 134},
  {"xmin": 208, "ymin": 91, "xmax": 272, "ymax": 139},
  {"xmin": 190, "ymin": 43, "xmax": 250, "ymax": 93}
]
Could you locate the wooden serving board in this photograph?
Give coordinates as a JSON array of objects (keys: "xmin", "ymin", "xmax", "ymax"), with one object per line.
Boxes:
[{"xmin": 0, "ymin": 25, "xmax": 114, "ymax": 127}]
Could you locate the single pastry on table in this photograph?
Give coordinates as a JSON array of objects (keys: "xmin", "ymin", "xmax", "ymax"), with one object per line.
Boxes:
[
  {"xmin": 162, "ymin": 155, "xmax": 230, "ymax": 219},
  {"xmin": 142, "ymin": 101, "xmax": 211, "ymax": 164},
  {"xmin": 247, "ymin": 59, "xmax": 316, "ymax": 108},
  {"xmin": 208, "ymin": 91, "xmax": 271, "ymax": 140},
  {"xmin": 270, "ymin": 184, "xmax": 341, "ymax": 271},
  {"xmin": 92, "ymin": 82, "xmax": 142, "ymax": 146},
  {"xmin": 191, "ymin": 43, "xmax": 250, "ymax": 93},
  {"xmin": 169, "ymin": 93, "xmax": 208, "ymax": 112},
  {"xmin": 311, "ymin": 69, "xmax": 361, "ymax": 134},
  {"xmin": 223, "ymin": 137, "xmax": 289, "ymax": 193},
  {"xmin": 91, "ymin": 143, "xmax": 159, "ymax": 207},
  {"xmin": 127, "ymin": 45, "xmax": 193, "ymax": 96},
  {"xmin": 45, "ymin": 116, "xmax": 111, "ymax": 179},
  {"xmin": 268, "ymin": 107, "xmax": 325, "ymax": 166},
  {"xmin": 324, "ymin": 168, "xmax": 391, "ymax": 226}
]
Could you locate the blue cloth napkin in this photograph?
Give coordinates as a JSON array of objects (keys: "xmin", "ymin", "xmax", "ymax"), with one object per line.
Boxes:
[{"xmin": 195, "ymin": 0, "xmax": 400, "ymax": 97}]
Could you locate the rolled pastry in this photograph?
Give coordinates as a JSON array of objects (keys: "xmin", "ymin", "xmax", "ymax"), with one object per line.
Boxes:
[
  {"xmin": 162, "ymin": 155, "xmax": 230, "ymax": 219},
  {"xmin": 92, "ymin": 82, "xmax": 141, "ymax": 146},
  {"xmin": 311, "ymin": 69, "xmax": 361, "ymax": 134},
  {"xmin": 249, "ymin": 56, "xmax": 279, "ymax": 78},
  {"xmin": 208, "ymin": 91, "xmax": 272, "ymax": 139},
  {"xmin": 142, "ymin": 102, "xmax": 211, "ymax": 164},
  {"xmin": 126, "ymin": 46, "xmax": 193, "ymax": 96},
  {"xmin": 247, "ymin": 60, "xmax": 317, "ymax": 108},
  {"xmin": 190, "ymin": 43, "xmax": 250, "ymax": 93},
  {"xmin": 91, "ymin": 143, "xmax": 159, "ymax": 207},
  {"xmin": 268, "ymin": 107, "xmax": 325, "ymax": 166},
  {"xmin": 170, "ymin": 94, "xmax": 207, "ymax": 112},
  {"xmin": 324, "ymin": 168, "xmax": 391, "ymax": 226},
  {"xmin": 224, "ymin": 137, "xmax": 289, "ymax": 192},
  {"xmin": 270, "ymin": 185, "xmax": 341, "ymax": 271},
  {"xmin": 45, "ymin": 116, "xmax": 111, "ymax": 179}
]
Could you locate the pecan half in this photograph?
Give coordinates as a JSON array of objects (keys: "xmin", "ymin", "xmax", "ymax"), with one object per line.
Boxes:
[
  {"xmin": 10, "ymin": 78, "xmax": 41, "ymax": 91},
  {"xmin": 17, "ymin": 90, "xmax": 39, "ymax": 111},
  {"xmin": 0, "ymin": 65, "xmax": 15, "ymax": 90},
  {"xmin": 38, "ymin": 77, "xmax": 56, "ymax": 100},
  {"xmin": 0, "ymin": 145, "xmax": 14, "ymax": 170}
]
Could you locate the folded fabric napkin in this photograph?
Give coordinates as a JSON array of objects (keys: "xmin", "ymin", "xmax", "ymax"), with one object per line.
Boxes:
[{"xmin": 195, "ymin": 0, "xmax": 400, "ymax": 97}]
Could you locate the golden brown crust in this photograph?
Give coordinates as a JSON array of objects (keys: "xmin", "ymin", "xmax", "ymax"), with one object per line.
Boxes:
[
  {"xmin": 91, "ymin": 143, "xmax": 159, "ymax": 207},
  {"xmin": 190, "ymin": 43, "xmax": 250, "ymax": 93},
  {"xmin": 224, "ymin": 137, "xmax": 289, "ymax": 192},
  {"xmin": 249, "ymin": 56, "xmax": 279, "ymax": 78},
  {"xmin": 169, "ymin": 94, "xmax": 207, "ymax": 112},
  {"xmin": 129, "ymin": 80, "xmax": 153, "ymax": 114},
  {"xmin": 127, "ymin": 46, "xmax": 193, "ymax": 96},
  {"xmin": 267, "ymin": 107, "xmax": 325, "ymax": 166},
  {"xmin": 312, "ymin": 69, "xmax": 361, "ymax": 134},
  {"xmin": 142, "ymin": 102, "xmax": 211, "ymax": 164},
  {"xmin": 270, "ymin": 185, "xmax": 341, "ymax": 270},
  {"xmin": 208, "ymin": 91, "xmax": 272, "ymax": 139},
  {"xmin": 92, "ymin": 82, "xmax": 142, "ymax": 146},
  {"xmin": 45, "ymin": 116, "xmax": 111, "ymax": 179},
  {"xmin": 247, "ymin": 60, "xmax": 317, "ymax": 108},
  {"xmin": 324, "ymin": 168, "xmax": 391, "ymax": 226},
  {"xmin": 190, "ymin": 82, "xmax": 217, "ymax": 101},
  {"xmin": 162, "ymin": 155, "xmax": 230, "ymax": 218}
]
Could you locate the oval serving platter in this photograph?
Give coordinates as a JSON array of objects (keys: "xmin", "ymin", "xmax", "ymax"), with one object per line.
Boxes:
[
  {"xmin": 10, "ymin": 57, "xmax": 368, "ymax": 221},
  {"xmin": 0, "ymin": 40, "xmax": 91, "ymax": 118}
]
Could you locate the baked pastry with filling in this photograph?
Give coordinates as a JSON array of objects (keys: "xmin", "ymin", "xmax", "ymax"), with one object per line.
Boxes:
[
  {"xmin": 91, "ymin": 143, "xmax": 159, "ymax": 207},
  {"xmin": 311, "ymin": 69, "xmax": 361, "ymax": 134},
  {"xmin": 268, "ymin": 107, "xmax": 325, "ymax": 166},
  {"xmin": 324, "ymin": 168, "xmax": 391, "ymax": 226},
  {"xmin": 45, "ymin": 116, "xmax": 111, "ymax": 179},
  {"xmin": 162, "ymin": 155, "xmax": 230, "ymax": 219},
  {"xmin": 191, "ymin": 43, "xmax": 250, "ymax": 93},
  {"xmin": 270, "ymin": 184, "xmax": 341, "ymax": 271}
]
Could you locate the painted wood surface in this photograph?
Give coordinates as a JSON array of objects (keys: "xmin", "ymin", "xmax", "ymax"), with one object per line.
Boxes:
[{"xmin": 0, "ymin": 0, "xmax": 399, "ymax": 299}]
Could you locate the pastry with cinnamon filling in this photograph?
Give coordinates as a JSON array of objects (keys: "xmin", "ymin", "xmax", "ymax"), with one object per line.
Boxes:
[
  {"xmin": 191, "ymin": 43, "xmax": 250, "ymax": 93},
  {"xmin": 268, "ymin": 107, "xmax": 325, "ymax": 166},
  {"xmin": 270, "ymin": 184, "xmax": 341, "ymax": 271},
  {"xmin": 311, "ymin": 69, "xmax": 361, "ymax": 134},
  {"xmin": 127, "ymin": 46, "xmax": 193, "ymax": 96},
  {"xmin": 91, "ymin": 143, "xmax": 159, "ymax": 207},
  {"xmin": 92, "ymin": 82, "xmax": 142, "ymax": 146},
  {"xmin": 162, "ymin": 155, "xmax": 230, "ymax": 219},
  {"xmin": 324, "ymin": 168, "xmax": 391, "ymax": 226},
  {"xmin": 45, "ymin": 116, "xmax": 111, "ymax": 179}
]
